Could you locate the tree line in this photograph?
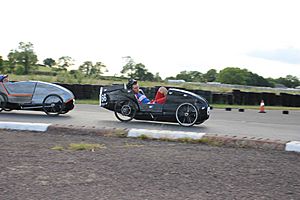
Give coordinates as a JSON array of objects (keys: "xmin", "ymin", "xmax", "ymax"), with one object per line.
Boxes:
[
  {"xmin": 170, "ymin": 68, "xmax": 299, "ymax": 88},
  {"xmin": 0, "ymin": 42, "xmax": 299, "ymax": 88}
]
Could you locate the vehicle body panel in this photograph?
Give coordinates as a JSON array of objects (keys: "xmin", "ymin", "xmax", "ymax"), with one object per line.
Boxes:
[
  {"xmin": 100, "ymin": 84, "xmax": 210, "ymax": 125},
  {"xmin": 0, "ymin": 81, "xmax": 75, "ymax": 114},
  {"xmin": 31, "ymin": 81, "xmax": 74, "ymax": 104}
]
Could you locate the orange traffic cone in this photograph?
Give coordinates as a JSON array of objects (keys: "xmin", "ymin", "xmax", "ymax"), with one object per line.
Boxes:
[{"xmin": 259, "ymin": 100, "xmax": 266, "ymax": 113}]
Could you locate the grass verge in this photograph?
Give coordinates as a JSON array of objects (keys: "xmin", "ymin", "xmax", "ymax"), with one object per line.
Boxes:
[
  {"xmin": 76, "ymin": 99, "xmax": 300, "ymax": 110},
  {"xmin": 212, "ymin": 104, "xmax": 300, "ymax": 110},
  {"xmin": 51, "ymin": 143, "xmax": 106, "ymax": 151},
  {"xmin": 68, "ymin": 143, "xmax": 106, "ymax": 151},
  {"xmin": 51, "ymin": 146, "xmax": 64, "ymax": 151}
]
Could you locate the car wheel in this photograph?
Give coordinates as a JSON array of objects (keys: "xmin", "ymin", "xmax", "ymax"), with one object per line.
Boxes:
[
  {"xmin": 114, "ymin": 100, "xmax": 137, "ymax": 122},
  {"xmin": 60, "ymin": 110, "xmax": 69, "ymax": 114},
  {"xmin": 176, "ymin": 103, "xmax": 198, "ymax": 127},
  {"xmin": 42, "ymin": 94, "xmax": 64, "ymax": 116},
  {"xmin": 0, "ymin": 93, "xmax": 8, "ymax": 112}
]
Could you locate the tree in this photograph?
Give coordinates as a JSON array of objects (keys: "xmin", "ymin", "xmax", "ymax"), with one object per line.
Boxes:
[
  {"xmin": 121, "ymin": 56, "xmax": 135, "ymax": 78},
  {"xmin": 176, "ymin": 70, "xmax": 204, "ymax": 82},
  {"xmin": 121, "ymin": 57, "xmax": 155, "ymax": 81},
  {"xmin": 176, "ymin": 71, "xmax": 192, "ymax": 82},
  {"xmin": 43, "ymin": 58, "xmax": 56, "ymax": 67},
  {"xmin": 275, "ymin": 75, "xmax": 300, "ymax": 88},
  {"xmin": 69, "ymin": 70, "xmax": 84, "ymax": 83},
  {"xmin": 154, "ymin": 72, "xmax": 162, "ymax": 82},
  {"xmin": 79, "ymin": 61, "xmax": 107, "ymax": 77},
  {"xmin": 204, "ymin": 69, "xmax": 217, "ymax": 82},
  {"xmin": 133, "ymin": 63, "xmax": 154, "ymax": 81},
  {"xmin": 90, "ymin": 62, "xmax": 107, "ymax": 76},
  {"xmin": 165, "ymin": 76, "xmax": 176, "ymax": 80},
  {"xmin": 7, "ymin": 42, "xmax": 38, "ymax": 74},
  {"xmin": 57, "ymin": 56, "xmax": 74, "ymax": 71},
  {"xmin": 217, "ymin": 67, "xmax": 250, "ymax": 85},
  {"xmin": 246, "ymin": 72, "xmax": 272, "ymax": 87},
  {"xmin": 0, "ymin": 55, "xmax": 3, "ymax": 72},
  {"xmin": 217, "ymin": 67, "xmax": 272, "ymax": 86},
  {"xmin": 79, "ymin": 61, "xmax": 93, "ymax": 76}
]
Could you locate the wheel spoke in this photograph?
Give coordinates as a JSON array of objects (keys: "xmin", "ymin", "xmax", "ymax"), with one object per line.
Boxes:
[
  {"xmin": 43, "ymin": 95, "xmax": 64, "ymax": 116},
  {"xmin": 176, "ymin": 103, "xmax": 198, "ymax": 127},
  {"xmin": 114, "ymin": 100, "xmax": 136, "ymax": 122},
  {"xmin": 182, "ymin": 117, "xmax": 186, "ymax": 124},
  {"xmin": 190, "ymin": 112, "xmax": 196, "ymax": 117},
  {"xmin": 178, "ymin": 110, "xmax": 185, "ymax": 115},
  {"xmin": 187, "ymin": 116, "xmax": 191, "ymax": 124}
]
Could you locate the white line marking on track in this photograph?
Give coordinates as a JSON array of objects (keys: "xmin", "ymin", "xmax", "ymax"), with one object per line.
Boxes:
[
  {"xmin": 128, "ymin": 128, "xmax": 206, "ymax": 140},
  {"xmin": 0, "ymin": 121, "xmax": 51, "ymax": 132},
  {"xmin": 285, "ymin": 141, "xmax": 300, "ymax": 153}
]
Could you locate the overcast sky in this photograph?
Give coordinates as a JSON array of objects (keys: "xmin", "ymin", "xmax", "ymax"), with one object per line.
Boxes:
[{"xmin": 1, "ymin": 0, "xmax": 300, "ymax": 78}]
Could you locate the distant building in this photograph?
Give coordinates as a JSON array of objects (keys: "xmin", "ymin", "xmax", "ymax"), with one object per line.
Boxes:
[
  {"xmin": 206, "ymin": 82, "xmax": 221, "ymax": 84},
  {"xmin": 274, "ymin": 84, "xmax": 288, "ymax": 88},
  {"xmin": 167, "ymin": 79, "xmax": 186, "ymax": 83}
]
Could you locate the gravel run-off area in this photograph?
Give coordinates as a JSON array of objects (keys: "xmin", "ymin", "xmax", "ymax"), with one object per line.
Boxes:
[{"xmin": 0, "ymin": 130, "xmax": 300, "ymax": 200}]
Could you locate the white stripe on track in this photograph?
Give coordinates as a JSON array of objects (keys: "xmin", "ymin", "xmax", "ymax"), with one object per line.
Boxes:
[
  {"xmin": 285, "ymin": 141, "xmax": 300, "ymax": 153},
  {"xmin": 0, "ymin": 121, "xmax": 51, "ymax": 132},
  {"xmin": 128, "ymin": 128, "xmax": 206, "ymax": 140}
]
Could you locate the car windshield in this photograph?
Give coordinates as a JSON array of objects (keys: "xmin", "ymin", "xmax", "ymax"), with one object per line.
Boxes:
[{"xmin": 3, "ymin": 81, "xmax": 36, "ymax": 94}]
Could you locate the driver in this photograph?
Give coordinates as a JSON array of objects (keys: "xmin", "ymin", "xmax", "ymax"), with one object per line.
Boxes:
[
  {"xmin": 0, "ymin": 75, "xmax": 9, "ymax": 82},
  {"xmin": 131, "ymin": 80, "xmax": 151, "ymax": 104},
  {"xmin": 128, "ymin": 79, "xmax": 168, "ymax": 104}
]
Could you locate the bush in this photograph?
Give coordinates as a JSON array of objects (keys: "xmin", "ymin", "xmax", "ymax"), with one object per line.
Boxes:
[{"xmin": 15, "ymin": 66, "xmax": 25, "ymax": 75}]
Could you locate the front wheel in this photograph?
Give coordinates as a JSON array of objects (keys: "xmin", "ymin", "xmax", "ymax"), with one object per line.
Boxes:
[
  {"xmin": 176, "ymin": 103, "xmax": 198, "ymax": 127},
  {"xmin": 0, "ymin": 93, "xmax": 8, "ymax": 112},
  {"xmin": 114, "ymin": 100, "xmax": 137, "ymax": 122},
  {"xmin": 43, "ymin": 94, "xmax": 64, "ymax": 116}
]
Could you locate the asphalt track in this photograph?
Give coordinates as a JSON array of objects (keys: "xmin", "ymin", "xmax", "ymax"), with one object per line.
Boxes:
[{"xmin": 0, "ymin": 104, "xmax": 299, "ymax": 141}]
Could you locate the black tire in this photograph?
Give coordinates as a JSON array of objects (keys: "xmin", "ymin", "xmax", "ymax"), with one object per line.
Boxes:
[
  {"xmin": 60, "ymin": 110, "xmax": 69, "ymax": 114},
  {"xmin": 114, "ymin": 100, "xmax": 137, "ymax": 122},
  {"xmin": 175, "ymin": 103, "xmax": 198, "ymax": 127},
  {"xmin": 0, "ymin": 93, "xmax": 8, "ymax": 112},
  {"xmin": 42, "ymin": 94, "xmax": 64, "ymax": 116}
]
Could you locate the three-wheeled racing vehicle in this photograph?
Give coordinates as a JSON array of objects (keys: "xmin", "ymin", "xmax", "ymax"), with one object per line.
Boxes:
[
  {"xmin": 0, "ymin": 80, "xmax": 75, "ymax": 116},
  {"xmin": 99, "ymin": 84, "xmax": 210, "ymax": 127}
]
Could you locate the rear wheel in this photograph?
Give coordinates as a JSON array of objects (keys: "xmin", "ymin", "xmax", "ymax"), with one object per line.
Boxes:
[
  {"xmin": 0, "ymin": 93, "xmax": 8, "ymax": 112},
  {"xmin": 114, "ymin": 100, "xmax": 137, "ymax": 122},
  {"xmin": 176, "ymin": 103, "xmax": 198, "ymax": 127},
  {"xmin": 43, "ymin": 94, "xmax": 64, "ymax": 116}
]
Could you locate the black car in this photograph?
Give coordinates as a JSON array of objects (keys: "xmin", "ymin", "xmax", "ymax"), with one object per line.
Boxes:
[{"xmin": 99, "ymin": 84, "xmax": 210, "ymax": 127}]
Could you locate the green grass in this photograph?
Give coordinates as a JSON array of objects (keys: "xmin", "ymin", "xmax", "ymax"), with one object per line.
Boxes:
[
  {"xmin": 211, "ymin": 104, "xmax": 300, "ymax": 110},
  {"xmin": 76, "ymin": 99, "xmax": 99, "ymax": 105},
  {"xmin": 68, "ymin": 143, "xmax": 106, "ymax": 151},
  {"xmin": 9, "ymin": 74, "xmax": 300, "ymax": 95},
  {"xmin": 37, "ymin": 66, "xmax": 53, "ymax": 72},
  {"xmin": 138, "ymin": 134, "xmax": 150, "ymax": 140},
  {"xmin": 75, "ymin": 100, "xmax": 300, "ymax": 110},
  {"xmin": 51, "ymin": 143, "xmax": 107, "ymax": 151},
  {"xmin": 122, "ymin": 142, "xmax": 144, "ymax": 148},
  {"xmin": 51, "ymin": 145, "xmax": 64, "ymax": 151},
  {"xmin": 133, "ymin": 135, "xmax": 224, "ymax": 146}
]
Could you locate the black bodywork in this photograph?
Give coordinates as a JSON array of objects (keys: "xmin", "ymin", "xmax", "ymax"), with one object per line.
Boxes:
[{"xmin": 100, "ymin": 84, "xmax": 210, "ymax": 126}]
